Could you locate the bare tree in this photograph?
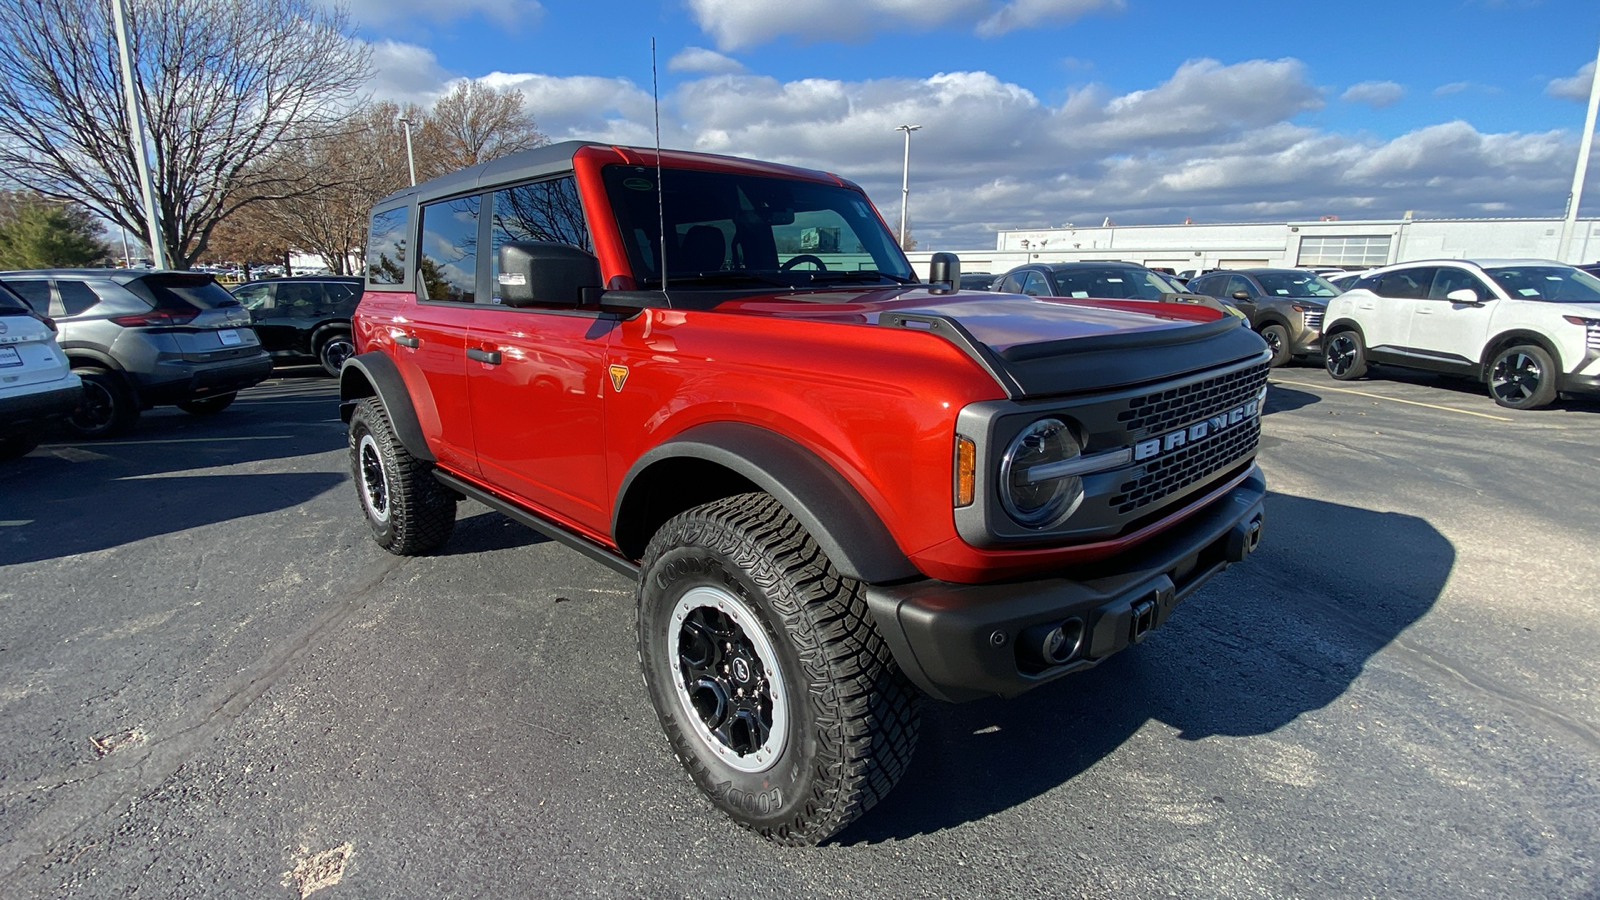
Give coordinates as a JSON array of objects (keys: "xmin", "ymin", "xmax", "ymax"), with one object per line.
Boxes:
[
  {"xmin": 0, "ymin": 0, "xmax": 370, "ymax": 268},
  {"xmin": 417, "ymin": 81, "xmax": 549, "ymax": 179}
]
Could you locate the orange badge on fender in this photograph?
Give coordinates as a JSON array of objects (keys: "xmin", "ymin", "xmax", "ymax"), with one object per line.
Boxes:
[{"xmin": 608, "ymin": 364, "xmax": 630, "ymax": 392}]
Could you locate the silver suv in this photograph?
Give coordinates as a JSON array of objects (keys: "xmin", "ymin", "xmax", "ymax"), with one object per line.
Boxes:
[{"xmin": 0, "ymin": 269, "xmax": 272, "ymax": 437}]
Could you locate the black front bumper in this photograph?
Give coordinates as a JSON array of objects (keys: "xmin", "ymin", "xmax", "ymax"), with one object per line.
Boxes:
[{"xmin": 865, "ymin": 466, "xmax": 1267, "ymax": 703}]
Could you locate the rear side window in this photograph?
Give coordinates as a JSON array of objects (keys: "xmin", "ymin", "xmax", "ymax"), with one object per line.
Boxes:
[
  {"xmin": 418, "ymin": 195, "xmax": 481, "ymax": 303},
  {"xmin": 58, "ymin": 281, "xmax": 99, "ymax": 316},
  {"xmin": 125, "ymin": 275, "xmax": 238, "ymax": 311},
  {"xmin": 367, "ymin": 207, "xmax": 410, "ymax": 285},
  {"xmin": 7, "ymin": 280, "xmax": 51, "ymax": 315}
]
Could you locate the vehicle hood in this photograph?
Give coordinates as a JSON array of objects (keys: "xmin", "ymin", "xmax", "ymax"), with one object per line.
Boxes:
[{"xmin": 710, "ymin": 287, "xmax": 1269, "ymax": 398}]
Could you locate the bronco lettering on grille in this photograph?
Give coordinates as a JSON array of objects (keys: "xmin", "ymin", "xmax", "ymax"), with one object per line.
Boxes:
[{"xmin": 1132, "ymin": 398, "xmax": 1260, "ymax": 462}]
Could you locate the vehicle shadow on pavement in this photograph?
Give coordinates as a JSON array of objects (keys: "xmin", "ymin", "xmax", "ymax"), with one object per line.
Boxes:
[
  {"xmin": 439, "ymin": 510, "xmax": 552, "ymax": 555},
  {"xmin": 1262, "ymin": 383, "xmax": 1320, "ymax": 415},
  {"xmin": 0, "ymin": 380, "xmax": 347, "ymax": 566},
  {"xmin": 836, "ymin": 491, "xmax": 1452, "ymax": 843}
]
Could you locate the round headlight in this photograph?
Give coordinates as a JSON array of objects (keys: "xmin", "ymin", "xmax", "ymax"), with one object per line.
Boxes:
[{"xmin": 1000, "ymin": 418, "xmax": 1086, "ymax": 528}]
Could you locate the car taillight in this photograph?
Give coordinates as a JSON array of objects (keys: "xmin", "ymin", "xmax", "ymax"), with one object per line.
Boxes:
[{"xmin": 111, "ymin": 309, "xmax": 198, "ymax": 327}]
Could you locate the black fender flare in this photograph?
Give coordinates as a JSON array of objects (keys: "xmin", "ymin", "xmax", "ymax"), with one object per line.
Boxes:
[
  {"xmin": 614, "ymin": 422, "xmax": 918, "ymax": 584},
  {"xmin": 1480, "ymin": 329, "xmax": 1564, "ymax": 379},
  {"xmin": 1323, "ymin": 318, "xmax": 1366, "ymax": 344},
  {"xmin": 337, "ymin": 351, "xmax": 434, "ymax": 462}
]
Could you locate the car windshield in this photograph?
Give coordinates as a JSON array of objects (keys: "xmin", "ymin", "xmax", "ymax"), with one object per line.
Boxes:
[
  {"xmin": 1255, "ymin": 272, "xmax": 1339, "ymax": 298},
  {"xmin": 1484, "ymin": 265, "xmax": 1600, "ymax": 303},
  {"xmin": 602, "ymin": 165, "xmax": 914, "ymax": 290},
  {"xmin": 1050, "ymin": 266, "xmax": 1172, "ymax": 300}
]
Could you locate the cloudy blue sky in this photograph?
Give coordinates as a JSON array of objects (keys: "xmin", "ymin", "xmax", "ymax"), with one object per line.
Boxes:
[{"xmin": 343, "ymin": 0, "xmax": 1600, "ymax": 248}]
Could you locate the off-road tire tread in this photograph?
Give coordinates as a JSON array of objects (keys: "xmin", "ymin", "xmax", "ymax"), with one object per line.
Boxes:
[
  {"xmin": 348, "ymin": 397, "xmax": 455, "ymax": 554},
  {"xmin": 638, "ymin": 492, "xmax": 919, "ymax": 846}
]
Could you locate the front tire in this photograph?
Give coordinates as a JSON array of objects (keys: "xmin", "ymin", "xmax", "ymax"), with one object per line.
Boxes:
[
  {"xmin": 1325, "ymin": 330, "xmax": 1368, "ymax": 381},
  {"xmin": 1488, "ymin": 344, "xmax": 1558, "ymax": 410},
  {"xmin": 347, "ymin": 397, "xmax": 455, "ymax": 554},
  {"xmin": 637, "ymin": 493, "xmax": 919, "ymax": 845},
  {"xmin": 63, "ymin": 367, "xmax": 139, "ymax": 438},
  {"xmin": 1259, "ymin": 323, "xmax": 1292, "ymax": 367}
]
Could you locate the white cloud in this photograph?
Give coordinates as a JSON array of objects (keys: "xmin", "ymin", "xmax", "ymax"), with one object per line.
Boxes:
[
  {"xmin": 1341, "ymin": 80, "xmax": 1404, "ymax": 109},
  {"xmin": 1547, "ymin": 61, "xmax": 1596, "ymax": 102},
  {"xmin": 669, "ymin": 47, "xmax": 747, "ymax": 75},
  {"xmin": 686, "ymin": 0, "xmax": 1120, "ymax": 50},
  {"xmin": 357, "ymin": 56, "xmax": 1582, "ymax": 249},
  {"xmin": 341, "ymin": 0, "xmax": 541, "ymax": 29},
  {"xmin": 365, "ymin": 40, "xmax": 454, "ymax": 107},
  {"xmin": 1434, "ymin": 81, "xmax": 1472, "ymax": 96}
]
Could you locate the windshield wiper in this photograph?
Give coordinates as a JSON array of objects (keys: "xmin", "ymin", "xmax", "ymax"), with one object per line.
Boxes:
[
  {"xmin": 807, "ymin": 270, "xmax": 915, "ymax": 285},
  {"xmin": 667, "ymin": 270, "xmax": 794, "ymax": 289}
]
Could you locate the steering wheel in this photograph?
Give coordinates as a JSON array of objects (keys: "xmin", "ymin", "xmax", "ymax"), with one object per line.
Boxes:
[{"xmin": 781, "ymin": 255, "xmax": 828, "ymax": 273}]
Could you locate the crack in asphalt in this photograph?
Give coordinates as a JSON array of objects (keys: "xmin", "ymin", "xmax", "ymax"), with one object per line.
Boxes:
[{"xmin": 0, "ymin": 553, "xmax": 410, "ymax": 890}]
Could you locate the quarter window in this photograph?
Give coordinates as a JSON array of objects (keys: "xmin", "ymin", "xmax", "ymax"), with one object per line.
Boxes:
[
  {"xmin": 418, "ymin": 196, "xmax": 481, "ymax": 303},
  {"xmin": 367, "ymin": 207, "xmax": 410, "ymax": 285}
]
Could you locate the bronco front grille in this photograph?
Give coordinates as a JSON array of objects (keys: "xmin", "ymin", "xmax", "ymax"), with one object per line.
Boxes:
[
  {"xmin": 1112, "ymin": 418, "xmax": 1260, "ymax": 514},
  {"xmin": 1116, "ymin": 361, "xmax": 1270, "ymax": 439}
]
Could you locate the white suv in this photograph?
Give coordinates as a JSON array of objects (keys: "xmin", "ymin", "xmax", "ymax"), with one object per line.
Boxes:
[
  {"xmin": 1322, "ymin": 259, "xmax": 1600, "ymax": 409},
  {"xmin": 0, "ymin": 284, "xmax": 81, "ymax": 459}
]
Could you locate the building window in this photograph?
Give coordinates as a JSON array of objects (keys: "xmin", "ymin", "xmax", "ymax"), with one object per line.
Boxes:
[{"xmin": 1297, "ymin": 235, "xmax": 1392, "ymax": 267}]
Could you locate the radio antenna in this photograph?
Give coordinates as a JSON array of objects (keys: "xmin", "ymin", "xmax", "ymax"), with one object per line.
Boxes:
[{"xmin": 652, "ymin": 38, "xmax": 669, "ymax": 305}]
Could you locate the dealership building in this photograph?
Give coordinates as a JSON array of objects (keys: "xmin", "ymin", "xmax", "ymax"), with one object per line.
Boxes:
[{"xmin": 908, "ymin": 215, "xmax": 1600, "ymax": 278}]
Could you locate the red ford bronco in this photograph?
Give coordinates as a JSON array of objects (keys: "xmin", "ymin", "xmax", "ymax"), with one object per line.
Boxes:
[{"xmin": 341, "ymin": 142, "xmax": 1269, "ymax": 844}]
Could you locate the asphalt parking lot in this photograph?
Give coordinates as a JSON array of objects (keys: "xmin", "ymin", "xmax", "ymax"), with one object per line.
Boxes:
[{"xmin": 1, "ymin": 363, "xmax": 1597, "ymax": 899}]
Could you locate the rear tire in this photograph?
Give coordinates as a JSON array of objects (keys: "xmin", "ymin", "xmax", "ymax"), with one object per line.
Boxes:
[
  {"xmin": 637, "ymin": 493, "xmax": 919, "ymax": 846},
  {"xmin": 1259, "ymin": 323, "xmax": 1292, "ymax": 367},
  {"xmin": 317, "ymin": 330, "xmax": 355, "ymax": 377},
  {"xmin": 1324, "ymin": 330, "xmax": 1368, "ymax": 381},
  {"xmin": 63, "ymin": 367, "xmax": 139, "ymax": 438},
  {"xmin": 1488, "ymin": 344, "xmax": 1558, "ymax": 410},
  {"xmin": 176, "ymin": 393, "xmax": 236, "ymax": 416},
  {"xmin": 347, "ymin": 397, "xmax": 455, "ymax": 554}
]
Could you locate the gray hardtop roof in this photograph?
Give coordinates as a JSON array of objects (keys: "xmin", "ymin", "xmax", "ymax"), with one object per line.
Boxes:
[
  {"xmin": 0, "ymin": 268, "xmax": 209, "ymax": 284},
  {"xmin": 374, "ymin": 140, "xmax": 600, "ymax": 209}
]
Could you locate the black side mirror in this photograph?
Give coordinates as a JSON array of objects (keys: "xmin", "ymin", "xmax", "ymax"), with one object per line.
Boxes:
[
  {"xmin": 1231, "ymin": 290, "xmax": 1251, "ymax": 301},
  {"xmin": 928, "ymin": 252, "xmax": 961, "ymax": 294},
  {"xmin": 496, "ymin": 241, "xmax": 602, "ymax": 308}
]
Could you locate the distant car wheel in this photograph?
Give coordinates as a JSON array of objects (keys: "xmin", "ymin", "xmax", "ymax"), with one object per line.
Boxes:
[
  {"xmin": 1259, "ymin": 324, "xmax": 1292, "ymax": 367},
  {"xmin": 1324, "ymin": 331, "xmax": 1368, "ymax": 381},
  {"xmin": 63, "ymin": 367, "xmax": 139, "ymax": 438},
  {"xmin": 176, "ymin": 393, "xmax": 236, "ymax": 416},
  {"xmin": 1488, "ymin": 344, "xmax": 1558, "ymax": 410},
  {"xmin": 317, "ymin": 331, "xmax": 355, "ymax": 377},
  {"xmin": 637, "ymin": 492, "xmax": 920, "ymax": 846},
  {"xmin": 0, "ymin": 431, "xmax": 41, "ymax": 460},
  {"xmin": 347, "ymin": 397, "xmax": 455, "ymax": 554}
]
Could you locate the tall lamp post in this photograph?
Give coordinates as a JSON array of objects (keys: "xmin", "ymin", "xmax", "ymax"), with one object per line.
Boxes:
[
  {"xmin": 1557, "ymin": 36, "xmax": 1600, "ymax": 263},
  {"xmin": 895, "ymin": 124, "xmax": 921, "ymax": 250},
  {"xmin": 398, "ymin": 117, "xmax": 418, "ymax": 187},
  {"xmin": 109, "ymin": 0, "xmax": 167, "ymax": 269}
]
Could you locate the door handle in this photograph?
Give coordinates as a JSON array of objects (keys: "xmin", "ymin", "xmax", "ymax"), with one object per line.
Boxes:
[
  {"xmin": 466, "ymin": 346, "xmax": 502, "ymax": 365},
  {"xmin": 394, "ymin": 333, "xmax": 420, "ymax": 348}
]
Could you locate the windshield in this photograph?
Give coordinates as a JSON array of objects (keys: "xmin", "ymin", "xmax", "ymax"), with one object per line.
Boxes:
[
  {"xmin": 1484, "ymin": 265, "xmax": 1600, "ymax": 303},
  {"xmin": 602, "ymin": 165, "xmax": 914, "ymax": 289},
  {"xmin": 1050, "ymin": 266, "xmax": 1173, "ymax": 300},
  {"xmin": 1255, "ymin": 272, "xmax": 1339, "ymax": 298}
]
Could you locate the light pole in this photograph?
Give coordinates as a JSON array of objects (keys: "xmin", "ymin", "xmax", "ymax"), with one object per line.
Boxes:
[
  {"xmin": 109, "ymin": 0, "xmax": 167, "ymax": 269},
  {"xmin": 398, "ymin": 117, "xmax": 418, "ymax": 187},
  {"xmin": 1557, "ymin": 36, "xmax": 1600, "ymax": 263},
  {"xmin": 895, "ymin": 124, "xmax": 921, "ymax": 249}
]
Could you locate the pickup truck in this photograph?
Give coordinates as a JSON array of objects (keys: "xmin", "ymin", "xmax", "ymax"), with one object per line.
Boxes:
[{"xmin": 340, "ymin": 141, "xmax": 1270, "ymax": 845}]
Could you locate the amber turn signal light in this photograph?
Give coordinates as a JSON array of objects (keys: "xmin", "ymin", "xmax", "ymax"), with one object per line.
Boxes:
[{"xmin": 954, "ymin": 436, "xmax": 976, "ymax": 508}]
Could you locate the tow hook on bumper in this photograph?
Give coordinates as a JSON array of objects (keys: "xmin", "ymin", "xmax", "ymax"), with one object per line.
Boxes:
[{"xmin": 1225, "ymin": 515, "xmax": 1263, "ymax": 563}]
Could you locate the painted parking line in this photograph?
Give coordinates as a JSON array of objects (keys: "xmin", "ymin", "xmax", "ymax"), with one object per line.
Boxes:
[
  {"xmin": 0, "ymin": 520, "xmax": 33, "ymax": 527},
  {"xmin": 1271, "ymin": 380, "xmax": 1514, "ymax": 422},
  {"xmin": 45, "ymin": 435, "xmax": 295, "ymax": 448}
]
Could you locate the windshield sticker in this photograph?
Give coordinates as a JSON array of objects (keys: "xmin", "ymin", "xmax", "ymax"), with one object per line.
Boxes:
[
  {"xmin": 623, "ymin": 177, "xmax": 654, "ymax": 191},
  {"xmin": 1106, "ymin": 277, "xmax": 1123, "ymax": 283},
  {"xmin": 1519, "ymin": 288, "xmax": 1540, "ymax": 296},
  {"xmin": 1071, "ymin": 291, "xmax": 1088, "ymax": 297}
]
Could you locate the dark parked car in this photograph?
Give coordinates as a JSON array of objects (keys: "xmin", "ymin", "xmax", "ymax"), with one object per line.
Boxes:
[
  {"xmin": 231, "ymin": 276, "xmax": 362, "ymax": 375},
  {"xmin": 993, "ymin": 261, "xmax": 1238, "ymax": 314},
  {"xmin": 0, "ymin": 269, "xmax": 270, "ymax": 437},
  {"xmin": 958, "ymin": 272, "xmax": 997, "ymax": 291},
  {"xmin": 1186, "ymin": 268, "xmax": 1339, "ymax": 366}
]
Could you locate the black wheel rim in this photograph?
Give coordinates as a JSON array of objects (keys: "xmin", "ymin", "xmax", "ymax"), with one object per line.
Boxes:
[
  {"xmin": 358, "ymin": 434, "xmax": 389, "ymax": 522},
  {"xmin": 1264, "ymin": 329, "xmax": 1283, "ymax": 357},
  {"xmin": 668, "ymin": 586, "xmax": 788, "ymax": 772},
  {"xmin": 1491, "ymin": 352, "xmax": 1541, "ymax": 403},
  {"xmin": 68, "ymin": 380, "xmax": 115, "ymax": 432},
  {"xmin": 1327, "ymin": 335, "xmax": 1356, "ymax": 376},
  {"xmin": 323, "ymin": 338, "xmax": 354, "ymax": 371}
]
